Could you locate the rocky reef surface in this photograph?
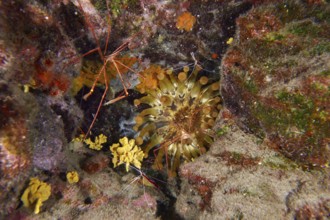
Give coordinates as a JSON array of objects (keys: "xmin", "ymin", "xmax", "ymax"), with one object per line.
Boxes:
[{"xmin": 0, "ymin": 0, "xmax": 329, "ymax": 219}]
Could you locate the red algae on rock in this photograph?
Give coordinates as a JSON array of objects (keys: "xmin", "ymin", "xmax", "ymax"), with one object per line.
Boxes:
[
  {"xmin": 34, "ymin": 56, "xmax": 71, "ymax": 96},
  {"xmin": 294, "ymin": 199, "xmax": 330, "ymax": 220},
  {"xmin": 180, "ymin": 168, "xmax": 216, "ymax": 211},
  {"xmin": 81, "ymin": 154, "xmax": 110, "ymax": 174}
]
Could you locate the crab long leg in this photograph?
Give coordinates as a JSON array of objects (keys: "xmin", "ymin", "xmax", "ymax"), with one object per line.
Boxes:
[{"xmin": 84, "ymin": 60, "xmax": 109, "ymax": 138}]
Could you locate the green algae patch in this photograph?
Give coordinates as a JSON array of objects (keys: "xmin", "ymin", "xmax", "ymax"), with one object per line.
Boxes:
[{"xmin": 262, "ymin": 155, "xmax": 299, "ymax": 170}]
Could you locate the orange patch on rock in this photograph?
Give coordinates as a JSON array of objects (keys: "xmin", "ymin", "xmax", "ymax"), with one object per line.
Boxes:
[
  {"xmin": 176, "ymin": 12, "xmax": 196, "ymax": 32},
  {"xmin": 34, "ymin": 59, "xmax": 70, "ymax": 96},
  {"xmin": 136, "ymin": 65, "xmax": 165, "ymax": 93}
]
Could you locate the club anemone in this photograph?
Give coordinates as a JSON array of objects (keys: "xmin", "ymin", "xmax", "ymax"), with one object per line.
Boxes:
[{"xmin": 134, "ymin": 65, "xmax": 221, "ymax": 176}]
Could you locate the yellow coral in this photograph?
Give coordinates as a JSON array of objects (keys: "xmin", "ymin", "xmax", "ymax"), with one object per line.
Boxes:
[
  {"xmin": 21, "ymin": 178, "xmax": 51, "ymax": 214},
  {"xmin": 176, "ymin": 11, "xmax": 196, "ymax": 32},
  {"xmin": 66, "ymin": 171, "xmax": 79, "ymax": 184},
  {"xmin": 84, "ymin": 134, "xmax": 107, "ymax": 150},
  {"xmin": 72, "ymin": 134, "xmax": 85, "ymax": 142},
  {"xmin": 110, "ymin": 137, "xmax": 145, "ymax": 172}
]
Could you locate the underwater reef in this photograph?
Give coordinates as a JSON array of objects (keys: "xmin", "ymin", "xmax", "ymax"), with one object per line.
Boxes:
[{"xmin": 0, "ymin": 0, "xmax": 329, "ymax": 219}]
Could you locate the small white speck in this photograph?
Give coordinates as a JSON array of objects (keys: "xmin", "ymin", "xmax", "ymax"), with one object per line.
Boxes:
[{"xmin": 265, "ymin": 75, "xmax": 272, "ymax": 82}]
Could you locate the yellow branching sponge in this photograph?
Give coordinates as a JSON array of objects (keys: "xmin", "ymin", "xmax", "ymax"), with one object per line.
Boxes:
[
  {"xmin": 66, "ymin": 171, "xmax": 79, "ymax": 184},
  {"xmin": 21, "ymin": 178, "xmax": 51, "ymax": 214},
  {"xmin": 84, "ymin": 134, "xmax": 107, "ymax": 150},
  {"xmin": 134, "ymin": 65, "xmax": 221, "ymax": 176},
  {"xmin": 110, "ymin": 137, "xmax": 145, "ymax": 172}
]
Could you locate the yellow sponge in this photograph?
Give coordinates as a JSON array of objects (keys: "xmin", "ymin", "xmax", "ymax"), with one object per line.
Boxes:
[
  {"xmin": 66, "ymin": 171, "xmax": 79, "ymax": 184},
  {"xmin": 110, "ymin": 137, "xmax": 144, "ymax": 172},
  {"xmin": 21, "ymin": 178, "xmax": 51, "ymax": 214},
  {"xmin": 84, "ymin": 134, "xmax": 107, "ymax": 150}
]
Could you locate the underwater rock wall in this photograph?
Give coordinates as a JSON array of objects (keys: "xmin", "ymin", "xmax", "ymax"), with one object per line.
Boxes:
[
  {"xmin": 0, "ymin": 0, "xmax": 329, "ymax": 219},
  {"xmin": 221, "ymin": 0, "xmax": 330, "ymax": 169}
]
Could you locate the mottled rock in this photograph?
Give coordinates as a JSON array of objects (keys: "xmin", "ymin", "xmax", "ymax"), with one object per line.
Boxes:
[
  {"xmin": 221, "ymin": 0, "xmax": 330, "ymax": 168},
  {"xmin": 0, "ymin": 82, "xmax": 35, "ymax": 217},
  {"xmin": 176, "ymin": 125, "xmax": 330, "ymax": 219}
]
